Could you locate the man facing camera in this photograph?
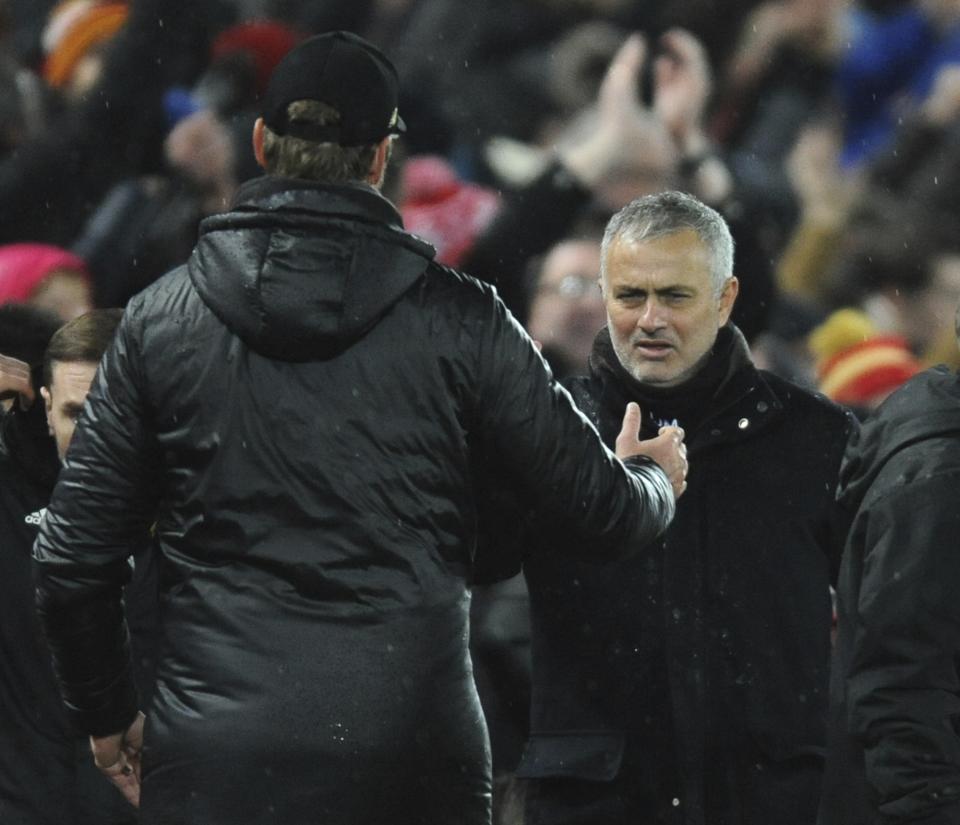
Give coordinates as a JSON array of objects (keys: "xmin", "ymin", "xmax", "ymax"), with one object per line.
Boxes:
[{"xmin": 518, "ymin": 191, "xmax": 855, "ymax": 825}]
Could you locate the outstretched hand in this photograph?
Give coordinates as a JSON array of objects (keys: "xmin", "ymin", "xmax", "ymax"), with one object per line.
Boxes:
[
  {"xmin": 616, "ymin": 402, "xmax": 688, "ymax": 499},
  {"xmin": 90, "ymin": 711, "xmax": 146, "ymax": 808}
]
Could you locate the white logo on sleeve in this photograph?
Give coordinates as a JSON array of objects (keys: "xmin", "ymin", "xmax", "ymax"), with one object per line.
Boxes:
[{"xmin": 24, "ymin": 508, "xmax": 47, "ymax": 526}]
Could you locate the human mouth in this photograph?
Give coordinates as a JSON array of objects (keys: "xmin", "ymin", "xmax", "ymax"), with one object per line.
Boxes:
[{"xmin": 633, "ymin": 340, "xmax": 674, "ymax": 360}]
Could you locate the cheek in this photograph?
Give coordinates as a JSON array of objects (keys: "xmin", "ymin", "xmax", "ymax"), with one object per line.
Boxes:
[
  {"xmin": 607, "ymin": 308, "xmax": 635, "ymax": 337},
  {"xmin": 52, "ymin": 414, "xmax": 77, "ymax": 451}
]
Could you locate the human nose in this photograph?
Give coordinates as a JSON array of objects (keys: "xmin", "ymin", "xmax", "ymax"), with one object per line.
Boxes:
[{"xmin": 637, "ymin": 298, "xmax": 665, "ymax": 332}]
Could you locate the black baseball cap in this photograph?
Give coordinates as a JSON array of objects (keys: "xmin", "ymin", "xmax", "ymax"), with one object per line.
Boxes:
[{"xmin": 261, "ymin": 31, "xmax": 405, "ymax": 147}]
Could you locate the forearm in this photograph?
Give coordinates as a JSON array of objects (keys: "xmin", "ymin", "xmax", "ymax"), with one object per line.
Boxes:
[{"xmin": 36, "ymin": 579, "xmax": 139, "ymax": 735}]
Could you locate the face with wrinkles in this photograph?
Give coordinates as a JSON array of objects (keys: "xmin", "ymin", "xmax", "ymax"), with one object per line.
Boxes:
[
  {"xmin": 601, "ymin": 229, "xmax": 738, "ymax": 387},
  {"xmin": 40, "ymin": 361, "xmax": 98, "ymax": 461}
]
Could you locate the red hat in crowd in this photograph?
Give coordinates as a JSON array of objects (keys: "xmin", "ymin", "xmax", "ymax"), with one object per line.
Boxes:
[
  {"xmin": 809, "ymin": 309, "xmax": 921, "ymax": 407},
  {"xmin": 211, "ymin": 21, "xmax": 305, "ymax": 97},
  {"xmin": 0, "ymin": 243, "xmax": 89, "ymax": 304},
  {"xmin": 400, "ymin": 156, "xmax": 500, "ymax": 267}
]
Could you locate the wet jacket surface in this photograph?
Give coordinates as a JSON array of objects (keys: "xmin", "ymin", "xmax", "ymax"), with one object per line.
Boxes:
[
  {"xmin": 818, "ymin": 367, "xmax": 960, "ymax": 825},
  {"xmin": 518, "ymin": 327, "xmax": 854, "ymax": 825},
  {"xmin": 32, "ymin": 178, "xmax": 674, "ymax": 825}
]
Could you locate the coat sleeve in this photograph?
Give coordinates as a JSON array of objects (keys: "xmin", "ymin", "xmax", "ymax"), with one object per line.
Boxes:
[
  {"xmin": 33, "ymin": 303, "xmax": 161, "ymax": 736},
  {"xmin": 846, "ymin": 476, "xmax": 960, "ymax": 824},
  {"xmin": 451, "ymin": 279, "xmax": 675, "ymax": 558}
]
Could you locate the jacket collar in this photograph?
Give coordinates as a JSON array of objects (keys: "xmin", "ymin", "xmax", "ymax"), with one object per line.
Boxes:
[
  {"xmin": 588, "ymin": 325, "xmax": 784, "ymax": 451},
  {"xmin": 231, "ymin": 175, "xmax": 405, "ymax": 230}
]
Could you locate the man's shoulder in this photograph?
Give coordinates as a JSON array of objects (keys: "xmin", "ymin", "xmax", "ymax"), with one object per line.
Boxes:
[
  {"xmin": 125, "ymin": 264, "xmax": 194, "ymax": 317},
  {"xmin": 418, "ymin": 261, "xmax": 515, "ymax": 322},
  {"xmin": 423, "ymin": 261, "xmax": 496, "ymax": 298},
  {"xmin": 758, "ymin": 369, "xmax": 853, "ymax": 430}
]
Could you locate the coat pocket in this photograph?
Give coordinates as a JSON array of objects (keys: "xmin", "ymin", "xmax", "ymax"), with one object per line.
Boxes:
[{"xmin": 515, "ymin": 730, "xmax": 625, "ymax": 782}]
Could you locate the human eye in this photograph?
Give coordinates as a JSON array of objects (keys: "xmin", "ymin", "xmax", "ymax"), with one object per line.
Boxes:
[{"xmin": 616, "ymin": 289, "xmax": 646, "ymax": 304}]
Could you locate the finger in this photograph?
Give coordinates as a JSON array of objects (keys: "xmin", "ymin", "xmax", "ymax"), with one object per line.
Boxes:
[
  {"xmin": 661, "ymin": 28, "xmax": 700, "ymax": 61},
  {"xmin": 618, "ymin": 401, "xmax": 642, "ymax": 442},
  {"xmin": 599, "ymin": 33, "xmax": 646, "ymax": 110},
  {"xmin": 653, "ymin": 53, "xmax": 676, "ymax": 90},
  {"xmin": 107, "ymin": 771, "xmax": 140, "ymax": 808}
]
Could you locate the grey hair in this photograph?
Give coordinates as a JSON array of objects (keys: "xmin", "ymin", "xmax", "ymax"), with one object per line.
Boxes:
[
  {"xmin": 600, "ymin": 191, "xmax": 734, "ymax": 296},
  {"xmin": 261, "ymin": 100, "xmax": 379, "ymax": 183}
]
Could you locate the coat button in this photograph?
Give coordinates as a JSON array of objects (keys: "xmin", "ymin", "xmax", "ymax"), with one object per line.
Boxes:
[
  {"xmin": 756, "ymin": 401, "xmax": 768, "ymax": 413},
  {"xmin": 738, "ymin": 418, "xmax": 750, "ymax": 429}
]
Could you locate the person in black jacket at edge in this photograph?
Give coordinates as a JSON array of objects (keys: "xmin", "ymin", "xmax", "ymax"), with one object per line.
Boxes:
[
  {"xmin": 0, "ymin": 307, "xmax": 157, "ymax": 825},
  {"xmin": 513, "ymin": 191, "xmax": 856, "ymax": 825},
  {"xmin": 32, "ymin": 31, "xmax": 688, "ymax": 825},
  {"xmin": 816, "ymin": 309, "xmax": 960, "ymax": 825}
]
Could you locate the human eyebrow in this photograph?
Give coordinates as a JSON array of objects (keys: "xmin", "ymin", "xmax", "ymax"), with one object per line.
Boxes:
[
  {"xmin": 654, "ymin": 285, "xmax": 694, "ymax": 297},
  {"xmin": 62, "ymin": 402, "xmax": 85, "ymax": 419},
  {"xmin": 614, "ymin": 286, "xmax": 648, "ymax": 299}
]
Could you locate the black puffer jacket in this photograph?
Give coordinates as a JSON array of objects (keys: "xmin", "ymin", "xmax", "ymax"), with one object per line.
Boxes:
[
  {"xmin": 819, "ymin": 367, "xmax": 960, "ymax": 825},
  {"xmin": 33, "ymin": 178, "xmax": 674, "ymax": 825}
]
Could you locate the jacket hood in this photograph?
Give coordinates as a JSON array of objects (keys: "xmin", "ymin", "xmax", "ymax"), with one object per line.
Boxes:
[
  {"xmin": 188, "ymin": 177, "xmax": 436, "ymax": 361},
  {"xmin": 838, "ymin": 366, "xmax": 960, "ymax": 510}
]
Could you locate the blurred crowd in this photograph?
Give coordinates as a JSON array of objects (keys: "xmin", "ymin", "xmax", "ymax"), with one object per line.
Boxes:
[
  {"xmin": 2, "ymin": 0, "xmax": 960, "ymax": 821},
  {"xmin": 3, "ymin": 0, "xmax": 959, "ymax": 402}
]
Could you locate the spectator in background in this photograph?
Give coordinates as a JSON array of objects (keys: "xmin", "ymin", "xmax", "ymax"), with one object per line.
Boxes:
[
  {"xmin": 398, "ymin": 154, "xmax": 501, "ymax": 267},
  {"xmin": 73, "ymin": 16, "xmax": 302, "ymax": 308},
  {"xmin": 826, "ymin": 228, "xmax": 960, "ymax": 371},
  {"xmin": 0, "ymin": 0, "xmax": 224, "ymax": 247},
  {"xmin": 525, "ymin": 237, "xmax": 607, "ymax": 379},
  {"xmin": 0, "ymin": 3, "xmax": 47, "ymax": 157},
  {"xmin": 836, "ymin": 0, "xmax": 960, "ymax": 168},
  {"xmin": 0, "ymin": 242, "xmax": 92, "ymax": 320},
  {"xmin": 808, "ymin": 308, "xmax": 922, "ymax": 419},
  {"xmin": 41, "ymin": 0, "xmax": 129, "ymax": 99},
  {"xmin": 463, "ymin": 30, "xmax": 774, "ymax": 343}
]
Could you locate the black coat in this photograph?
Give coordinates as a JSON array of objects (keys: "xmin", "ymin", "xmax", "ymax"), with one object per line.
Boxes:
[
  {"xmin": 0, "ymin": 405, "xmax": 140, "ymax": 825},
  {"xmin": 518, "ymin": 327, "xmax": 854, "ymax": 825},
  {"xmin": 33, "ymin": 178, "xmax": 674, "ymax": 825},
  {"xmin": 818, "ymin": 367, "xmax": 960, "ymax": 825}
]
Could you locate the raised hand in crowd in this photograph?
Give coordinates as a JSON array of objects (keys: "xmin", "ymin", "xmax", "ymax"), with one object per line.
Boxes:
[
  {"xmin": 0, "ymin": 352, "xmax": 34, "ymax": 409},
  {"xmin": 653, "ymin": 28, "xmax": 733, "ymax": 203},
  {"xmin": 557, "ymin": 33, "xmax": 676, "ymax": 193},
  {"xmin": 556, "ymin": 27, "xmax": 731, "ymax": 209}
]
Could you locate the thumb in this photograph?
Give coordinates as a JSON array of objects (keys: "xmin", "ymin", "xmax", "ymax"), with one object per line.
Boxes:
[
  {"xmin": 90, "ymin": 734, "xmax": 123, "ymax": 771},
  {"xmin": 618, "ymin": 401, "xmax": 642, "ymax": 444}
]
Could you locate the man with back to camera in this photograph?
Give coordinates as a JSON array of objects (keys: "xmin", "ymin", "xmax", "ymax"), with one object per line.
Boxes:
[
  {"xmin": 515, "ymin": 191, "xmax": 856, "ymax": 825},
  {"xmin": 31, "ymin": 31, "xmax": 688, "ymax": 825}
]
